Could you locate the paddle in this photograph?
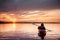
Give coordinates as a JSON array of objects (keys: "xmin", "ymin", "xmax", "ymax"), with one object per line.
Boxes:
[{"xmin": 32, "ymin": 23, "xmax": 52, "ymax": 32}]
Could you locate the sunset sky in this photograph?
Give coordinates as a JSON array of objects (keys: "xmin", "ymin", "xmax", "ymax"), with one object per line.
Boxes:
[{"xmin": 0, "ymin": 0, "xmax": 60, "ymax": 22}]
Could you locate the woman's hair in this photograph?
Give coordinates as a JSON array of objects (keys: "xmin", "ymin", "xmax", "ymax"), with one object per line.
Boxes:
[{"xmin": 41, "ymin": 23, "xmax": 44, "ymax": 26}]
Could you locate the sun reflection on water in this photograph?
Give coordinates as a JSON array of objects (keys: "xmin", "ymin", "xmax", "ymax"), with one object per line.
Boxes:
[{"xmin": 12, "ymin": 23, "xmax": 16, "ymax": 31}]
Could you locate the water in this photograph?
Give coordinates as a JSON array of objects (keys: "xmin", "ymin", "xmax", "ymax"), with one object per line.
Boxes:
[{"xmin": 0, "ymin": 23, "xmax": 60, "ymax": 40}]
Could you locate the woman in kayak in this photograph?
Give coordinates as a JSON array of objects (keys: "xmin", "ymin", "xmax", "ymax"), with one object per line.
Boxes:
[{"xmin": 38, "ymin": 23, "xmax": 46, "ymax": 40}]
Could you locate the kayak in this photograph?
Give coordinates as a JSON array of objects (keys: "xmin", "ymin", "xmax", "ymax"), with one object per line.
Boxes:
[{"xmin": 38, "ymin": 30, "xmax": 46, "ymax": 37}]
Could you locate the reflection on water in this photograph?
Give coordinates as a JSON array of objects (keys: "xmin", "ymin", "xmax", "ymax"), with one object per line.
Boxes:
[
  {"xmin": 0, "ymin": 23, "xmax": 60, "ymax": 39},
  {"xmin": 0, "ymin": 23, "xmax": 16, "ymax": 32},
  {"xmin": 0, "ymin": 23, "xmax": 38, "ymax": 33}
]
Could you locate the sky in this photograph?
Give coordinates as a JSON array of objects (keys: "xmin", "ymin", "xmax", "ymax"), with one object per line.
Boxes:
[{"xmin": 0, "ymin": 0, "xmax": 60, "ymax": 22}]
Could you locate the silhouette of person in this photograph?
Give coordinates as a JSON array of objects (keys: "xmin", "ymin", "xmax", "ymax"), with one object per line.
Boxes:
[{"xmin": 38, "ymin": 23, "xmax": 46, "ymax": 40}]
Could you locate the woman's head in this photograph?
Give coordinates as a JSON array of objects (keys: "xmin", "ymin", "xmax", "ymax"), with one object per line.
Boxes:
[{"xmin": 41, "ymin": 23, "xmax": 44, "ymax": 26}]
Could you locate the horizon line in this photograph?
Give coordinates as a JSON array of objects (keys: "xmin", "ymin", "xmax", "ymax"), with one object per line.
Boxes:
[{"xmin": 0, "ymin": 21, "xmax": 60, "ymax": 24}]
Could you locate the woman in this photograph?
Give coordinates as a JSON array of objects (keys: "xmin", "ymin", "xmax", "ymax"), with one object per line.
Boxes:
[{"xmin": 38, "ymin": 23, "xmax": 46, "ymax": 40}]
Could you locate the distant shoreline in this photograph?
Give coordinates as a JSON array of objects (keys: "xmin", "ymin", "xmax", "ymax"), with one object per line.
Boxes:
[{"xmin": 0, "ymin": 21, "xmax": 60, "ymax": 24}]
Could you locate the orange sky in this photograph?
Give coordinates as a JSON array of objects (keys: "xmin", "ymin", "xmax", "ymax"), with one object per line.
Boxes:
[{"xmin": 0, "ymin": 9, "xmax": 60, "ymax": 22}]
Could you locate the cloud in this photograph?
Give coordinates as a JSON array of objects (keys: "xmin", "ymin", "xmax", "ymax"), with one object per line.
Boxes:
[{"xmin": 0, "ymin": 0, "xmax": 60, "ymax": 12}]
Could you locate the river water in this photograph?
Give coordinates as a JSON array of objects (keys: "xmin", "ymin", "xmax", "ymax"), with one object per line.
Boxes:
[{"xmin": 0, "ymin": 23, "xmax": 60, "ymax": 40}]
